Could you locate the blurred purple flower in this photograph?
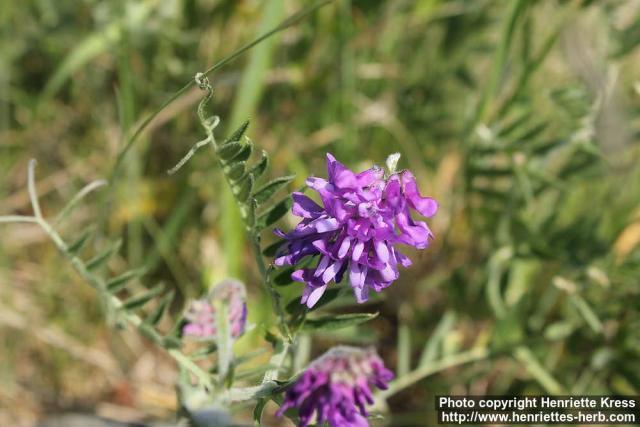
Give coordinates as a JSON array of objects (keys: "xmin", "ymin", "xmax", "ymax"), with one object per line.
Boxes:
[
  {"xmin": 183, "ymin": 279, "xmax": 247, "ymax": 340},
  {"xmin": 274, "ymin": 153, "xmax": 437, "ymax": 307},
  {"xmin": 276, "ymin": 346, "xmax": 393, "ymax": 427}
]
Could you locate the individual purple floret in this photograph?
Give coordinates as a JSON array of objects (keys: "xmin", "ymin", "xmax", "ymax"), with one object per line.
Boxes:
[
  {"xmin": 274, "ymin": 153, "xmax": 437, "ymax": 307},
  {"xmin": 182, "ymin": 279, "xmax": 248, "ymax": 340},
  {"xmin": 276, "ymin": 346, "xmax": 394, "ymax": 427}
]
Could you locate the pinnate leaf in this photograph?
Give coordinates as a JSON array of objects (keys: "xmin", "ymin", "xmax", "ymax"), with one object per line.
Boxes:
[
  {"xmin": 301, "ymin": 312, "xmax": 378, "ymax": 332},
  {"xmin": 253, "ymin": 175, "xmax": 295, "ymax": 205}
]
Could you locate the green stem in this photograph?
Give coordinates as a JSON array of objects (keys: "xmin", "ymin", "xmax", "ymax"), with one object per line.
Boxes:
[
  {"xmin": 262, "ymin": 340, "xmax": 291, "ymax": 383},
  {"xmin": 194, "ymin": 77, "xmax": 291, "ymax": 341},
  {"xmin": 35, "ymin": 215, "xmax": 214, "ymax": 389},
  {"xmin": 0, "ymin": 215, "xmax": 38, "ymax": 223},
  {"xmin": 252, "ymin": 237, "xmax": 290, "ymax": 340},
  {"xmin": 110, "ymin": 0, "xmax": 334, "ymax": 186},
  {"xmin": 19, "ymin": 160, "xmax": 214, "ymax": 389},
  {"xmin": 378, "ymin": 347, "xmax": 490, "ymax": 399},
  {"xmin": 513, "ymin": 346, "xmax": 566, "ymax": 394}
]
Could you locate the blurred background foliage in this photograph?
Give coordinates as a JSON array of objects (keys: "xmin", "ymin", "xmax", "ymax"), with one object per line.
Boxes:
[{"xmin": 1, "ymin": 0, "xmax": 640, "ymax": 426}]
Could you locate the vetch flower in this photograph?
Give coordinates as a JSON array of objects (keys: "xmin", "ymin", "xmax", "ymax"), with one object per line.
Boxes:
[
  {"xmin": 276, "ymin": 346, "xmax": 394, "ymax": 427},
  {"xmin": 274, "ymin": 153, "xmax": 437, "ymax": 307},
  {"xmin": 183, "ymin": 279, "xmax": 247, "ymax": 340}
]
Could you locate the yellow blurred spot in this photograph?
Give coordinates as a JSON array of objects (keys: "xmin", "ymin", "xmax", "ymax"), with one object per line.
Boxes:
[{"xmin": 613, "ymin": 214, "xmax": 640, "ymax": 263}]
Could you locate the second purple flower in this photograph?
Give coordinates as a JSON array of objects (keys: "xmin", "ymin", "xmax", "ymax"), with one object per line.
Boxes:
[{"xmin": 274, "ymin": 153, "xmax": 437, "ymax": 307}]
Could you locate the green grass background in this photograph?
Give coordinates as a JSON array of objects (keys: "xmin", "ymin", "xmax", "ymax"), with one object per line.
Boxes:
[{"xmin": 1, "ymin": 0, "xmax": 640, "ymax": 425}]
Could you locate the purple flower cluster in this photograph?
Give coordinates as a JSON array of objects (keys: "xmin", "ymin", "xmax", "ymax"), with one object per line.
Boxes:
[
  {"xmin": 276, "ymin": 346, "xmax": 394, "ymax": 427},
  {"xmin": 275, "ymin": 153, "xmax": 437, "ymax": 307},
  {"xmin": 183, "ymin": 280, "xmax": 247, "ymax": 340}
]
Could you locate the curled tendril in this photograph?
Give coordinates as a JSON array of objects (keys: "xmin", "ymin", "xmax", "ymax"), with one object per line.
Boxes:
[
  {"xmin": 194, "ymin": 72, "xmax": 209, "ymax": 90},
  {"xmin": 195, "ymin": 73, "xmax": 213, "ymax": 126},
  {"xmin": 167, "ymin": 73, "xmax": 218, "ymax": 175}
]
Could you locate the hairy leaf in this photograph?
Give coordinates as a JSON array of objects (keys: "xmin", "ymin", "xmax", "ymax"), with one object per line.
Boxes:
[
  {"xmin": 190, "ymin": 343, "xmax": 218, "ymax": 361},
  {"xmin": 250, "ymin": 150, "xmax": 269, "ymax": 181},
  {"xmin": 85, "ymin": 239, "xmax": 122, "ymax": 270},
  {"xmin": 217, "ymin": 141, "xmax": 242, "ymax": 161},
  {"xmin": 253, "ymin": 175, "xmax": 295, "ymax": 205},
  {"xmin": 66, "ymin": 228, "xmax": 94, "ymax": 254},
  {"xmin": 286, "ymin": 287, "xmax": 343, "ymax": 316},
  {"xmin": 144, "ymin": 290, "xmax": 175, "ymax": 326},
  {"xmin": 256, "ymin": 197, "xmax": 292, "ymax": 230},
  {"xmin": 245, "ymin": 198, "xmax": 257, "ymax": 229},
  {"xmin": 229, "ymin": 140, "xmax": 253, "ymax": 163},
  {"xmin": 225, "ymin": 161, "xmax": 246, "ymax": 181},
  {"xmin": 508, "ymin": 122, "xmax": 548, "ymax": 149},
  {"xmin": 233, "ymin": 173, "xmax": 254, "ymax": 203},
  {"xmin": 309, "ymin": 287, "xmax": 343, "ymax": 311},
  {"xmin": 273, "ymin": 267, "xmax": 296, "ymax": 286},
  {"xmin": 123, "ymin": 283, "xmax": 165, "ymax": 310},
  {"xmin": 223, "ymin": 120, "xmax": 250, "ymax": 145},
  {"xmin": 497, "ymin": 110, "xmax": 531, "ymax": 137},
  {"xmin": 253, "ymin": 398, "xmax": 268, "ymax": 427},
  {"xmin": 106, "ymin": 268, "xmax": 146, "ymax": 293},
  {"xmin": 301, "ymin": 312, "xmax": 378, "ymax": 332},
  {"xmin": 262, "ymin": 240, "xmax": 283, "ymax": 257},
  {"xmin": 162, "ymin": 335, "xmax": 181, "ymax": 349}
]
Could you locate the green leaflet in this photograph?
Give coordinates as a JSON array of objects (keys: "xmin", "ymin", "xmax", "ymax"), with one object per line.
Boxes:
[
  {"xmin": 309, "ymin": 287, "xmax": 343, "ymax": 311},
  {"xmin": 144, "ymin": 290, "xmax": 175, "ymax": 326},
  {"xmin": 256, "ymin": 197, "xmax": 292, "ymax": 230},
  {"xmin": 233, "ymin": 173, "xmax": 254, "ymax": 203},
  {"xmin": 106, "ymin": 268, "xmax": 146, "ymax": 293},
  {"xmin": 123, "ymin": 283, "xmax": 165, "ymax": 310},
  {"xmin": 162, "ymin": 336, "xmax": 182, "ymax": 349},
  {"xmin": 217, "ymin": 141, "xmax": 243, "ymax": 161},
  {"xmin": 229, "ymin": 140, "xmax": 253, "ymax": 163},
  {"xmin": 506, "ymin": 122, "xmax": 548, "ymax": 151},
  {"xmin": 223, "ymin": 120, "xmax": 250, "ymax": 145},
  {"xmin": 217, "ymin": 122, "xmax": 253, "ymax": 165},
  {"xmin": 301, "ymin": 312, "xmax": 378, "ymax": 332},
  {"xmin": 225, "ymin": 161, "xmax": 246, "ymax": 181},
  {"xmin": 273, "ymin": 267, "xmax": 296, "ymax": 286},
  {"xmin": 249, "ymin": 150, "xmax": 269, "ymax": 181},
  {"xmin": 253, "ymin": 398, "xmax": 268, "ymax": 427},
  {"xmin": 85, "ymin": 239, "xmax": 122, "ymax": 271},
  {"xmin": 189, "ymin": 343, "xmax": 218, "ymax": 361},
  {"xmin": 262, "ymin": 240, "xmax": 283, "ymax": 257},
  {"xmin": 497, "ymin": 110, "xmax": 531, "ymax": 137},
  {"xmin": 253, "ymin": 175, "xmax": 295, "ymax": 205},
  {"xmin": 245, "ymin": 198, "xmax": 257, "ymax": 230},
  {"xmin": 286, "ymin": 299, "xmax": 304, "ymax": 316},
  {"xmin": 529, "ymin": 138, "xmax": 562, "ymax": 156},
  {"xmin": 66, "ymin": 228, "xmax": 94, "ymax": 254}
]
